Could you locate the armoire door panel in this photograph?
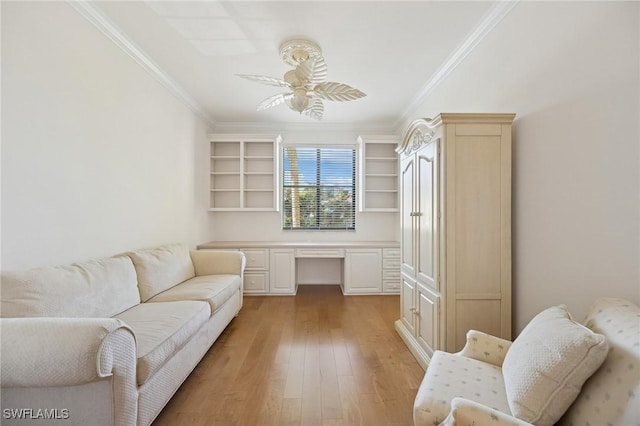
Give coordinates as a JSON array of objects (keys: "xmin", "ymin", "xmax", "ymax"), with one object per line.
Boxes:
[
  {"xmin": 454, "ymin": 136, "xmax": 502, "ymax": 295},
  {"xmin": 416, "ymin": 283, "xmax": 440, "ymax": 356},
  {"xmin": 400, "ymin": 274, "xmax": 416, "ymax": 335},
  {"xmin": 401, "ymin": 158, "xmax": 416, "ymax": 276},
  {"xmin": 416, "ymin": 142, "xmax": 438, "ymax": 289}
]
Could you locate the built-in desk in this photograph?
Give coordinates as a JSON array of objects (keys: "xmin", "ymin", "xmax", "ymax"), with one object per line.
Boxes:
[{"xmin": 197, "ymin": 241, "xmax": 400, "ymax": 295}]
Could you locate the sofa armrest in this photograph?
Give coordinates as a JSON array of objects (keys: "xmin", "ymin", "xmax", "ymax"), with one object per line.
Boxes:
[
  {"xmin": 442, "ymin": 397, "xmax": 532, "ymax": 426},
  {"xmin": 456, "ymin": 329, "xmax": 512, "ymax": 367},
  {"xmin": 190, "ymin": 250, "xmax": 246, "ymax": 277},
  {"xmin": 1, "ymin": 317, "xmax": 136, "ymax": 387}
]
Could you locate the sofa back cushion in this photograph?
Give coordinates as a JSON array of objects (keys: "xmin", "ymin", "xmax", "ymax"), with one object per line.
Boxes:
[
  {"xmin": 127, "ymin": 244, "xmax": 195, "ymax": 302},
  {"xmin": 502, "ymin": 305, "xmax": 609, "ymax": 426},
  {"xmin": 1, "ymin": 256, "xmax": 140, "ymax": 318},
  {"xmin": 559, "ymin": 298, "xmax": 640, "ymax": 426}
]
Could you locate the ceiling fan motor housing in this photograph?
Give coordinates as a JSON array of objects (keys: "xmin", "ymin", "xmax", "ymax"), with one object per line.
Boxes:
[{"xmin": 279, "ymin": 39, "xmax": 323, "ymax": 66}]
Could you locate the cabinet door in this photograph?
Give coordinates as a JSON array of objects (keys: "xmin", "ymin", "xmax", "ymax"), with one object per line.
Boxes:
[
  {"xmin": 344, "ymin": 249, "xmax": 382, "ymax": 294},
  {"xmin": 400, "ymin": 155, "xmax": 416, "ymax": 276},
  {"xmin": 400, "ymin": 273, "xmax": 417, "ymax": 335},
  {"xmin": 416, "ymin": 142, "xmax": 439, "ymax": 290},
  {"xmin": 269, "ymin": 249, "xmax": 295, "ymax": 294},
  {"xmin": 416, "ymin": 283, "xmax": 440, "ymax": 357}
]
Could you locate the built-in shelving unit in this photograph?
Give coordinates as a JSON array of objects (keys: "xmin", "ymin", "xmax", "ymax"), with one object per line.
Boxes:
[
  {"xmin": 209, "ymin": 134, "xmax": 281, "ymax": 211},
  {"xmin": 357, "ymin": 135, "xmax": 399, "ymax": 212}
]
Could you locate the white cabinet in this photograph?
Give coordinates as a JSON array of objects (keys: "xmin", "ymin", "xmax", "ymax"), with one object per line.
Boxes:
[
  {"xmin": 343, "ymin": 249, "xmax": 382, "ymax": 294},
  {"xmin": 198, "ymin": 242, "xmax": 399, "ymax": 296},
  {"xmin": 357, "ymin": 135, "xmax": 399, "ymax": 212},
  {"xmin": 209, "ymin": 134, "xmax": 281, "ymax": 211},
  {"xmin": 269, "ymin": 249, "xmax": 296, "ymax": 294},
  {"xmin": 395, "ymin": 113, "xmax": 514, "ymax": 369}
]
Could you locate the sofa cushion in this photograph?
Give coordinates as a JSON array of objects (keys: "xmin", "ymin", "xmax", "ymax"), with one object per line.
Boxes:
[
  {"xmin": 1, "ymin": 256, "xmax": 140, "ymax": 318},
  {"xmin": 502, "ymin": 305, "xmax": 609, "ymax": 426},
  {"xmin": 414, "ymin": 350, "xmax": 511, "ymax": 426},
  {"xmin": 559, "ymin": 298, "xmax": 640, "ymax": 426},
  {"xmin": 114, "ymin": 300, "xmax": 210, "ymax": 385},
  {"xmin": 127, "ymin": 244, "xmax": 195, "ymax": 302},
  {"xmin": 146, "ymin": 274, "xmax": 241, "ymax": 314}
]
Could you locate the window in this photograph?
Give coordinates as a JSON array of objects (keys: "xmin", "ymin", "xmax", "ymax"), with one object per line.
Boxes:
[{"xmin": 282, "ymin": 146, "xmax": 356, "ymax": 230}]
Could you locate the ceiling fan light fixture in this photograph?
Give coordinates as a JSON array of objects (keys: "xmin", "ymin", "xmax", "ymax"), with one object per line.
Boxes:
[
  {"xmin": 238, "ymin": 38, "xmax": 366, "ymax": 120},
  {"xmin": 290, "ymin": 89, "xmax": 310, "ymax": 113}
]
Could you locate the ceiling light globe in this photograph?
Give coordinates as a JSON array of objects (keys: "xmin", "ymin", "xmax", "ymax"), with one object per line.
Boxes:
[{"xmin": 291, "ymin": 89, "xmax": 309, "ymax": 113}]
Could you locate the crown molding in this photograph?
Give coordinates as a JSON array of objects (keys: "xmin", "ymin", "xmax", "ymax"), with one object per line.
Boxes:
[
  {"xmin": 68, "ymin": 1, "xmax": 216, "ymax": 127},
  {"xmin": 394, "ymin": 0, "xmax": 520, "ymax": 131}
]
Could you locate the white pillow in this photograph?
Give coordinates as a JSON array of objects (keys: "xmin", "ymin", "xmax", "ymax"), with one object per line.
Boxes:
[{"xmin": 502, "ymin": 305, "xmax": 609, "ymax": 426}]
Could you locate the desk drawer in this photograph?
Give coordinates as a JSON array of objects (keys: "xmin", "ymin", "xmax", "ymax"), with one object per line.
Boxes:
[
  {"xmin": 383, "ymin": 269, "xmax": 401, "ymax": 281},
  {"xmin": 383, "ymin": 258, "xmax": 401, "ymax": 270},
  {"xmin": 383, "ymin": 248, "xmax": 401, "ymax": 259},
  {"xmin": 241, "ymin": 249, "xmax": 269, "ymax": 269},
  {"xmin": 244, "ymin": 272, "xmax": 268, "ymax": 293},
  {"xmin": 295, "ymin": 248, "xmax": 345, "ymax": 258}
]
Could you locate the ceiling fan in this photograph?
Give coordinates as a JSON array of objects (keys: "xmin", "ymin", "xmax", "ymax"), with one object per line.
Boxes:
[{"xmin": 237, "ymin": 39, "xmax": 366, "ymax": 120}]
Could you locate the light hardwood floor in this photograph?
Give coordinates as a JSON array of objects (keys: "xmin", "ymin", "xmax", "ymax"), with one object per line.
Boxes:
[{"xmin": 152, "ymin": 285, "xmax": 424, "ymax": 426}]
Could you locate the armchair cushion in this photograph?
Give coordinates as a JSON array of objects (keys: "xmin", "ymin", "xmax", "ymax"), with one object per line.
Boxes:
[
  {"xmin": 502, "ymin": 305, "xmax": 609, "ymax": 426},
  {"xmin": 115, "ymin": 300, "xmax": 210, "ymax": 385},
  {"xmin": 147, "ymin": 274, "xmax": 241, "ymax": 314},
  {"xmin": 1, "ymin": 256, "xmax": 140, "ymax": 318},
  {"xmin": 127, "ymin": 244, "xmax": 195, "ymax": 302}
]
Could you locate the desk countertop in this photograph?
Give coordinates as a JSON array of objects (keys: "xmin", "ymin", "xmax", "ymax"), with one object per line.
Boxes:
[{"xmin": 197, "ymin": 241, "xmax": 399, "ymax": 249}]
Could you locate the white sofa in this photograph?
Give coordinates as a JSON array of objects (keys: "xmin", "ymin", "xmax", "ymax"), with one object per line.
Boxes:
[
  {"xmin": 414, "ymin": 297, "xmax": 640, "ymax": 426},
  {"xmin": 1, "ymin": 244, "xmax": 245, "ymax": 426}
]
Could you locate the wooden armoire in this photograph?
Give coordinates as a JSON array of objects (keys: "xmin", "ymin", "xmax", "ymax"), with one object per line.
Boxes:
[{"xmin": 395, "ymin": 113, "xmax": 515, "ymax": 369}]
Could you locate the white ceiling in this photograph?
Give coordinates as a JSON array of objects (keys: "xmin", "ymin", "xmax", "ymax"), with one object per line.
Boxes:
[{"xmin": 89, "ymin": 1, "xmax": 508, "ymax": 129}]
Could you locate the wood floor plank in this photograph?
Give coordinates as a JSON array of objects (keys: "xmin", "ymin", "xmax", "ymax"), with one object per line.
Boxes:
[{"xmin": 152, "ymin": 285, "xmax": 423, "ymax": 426}]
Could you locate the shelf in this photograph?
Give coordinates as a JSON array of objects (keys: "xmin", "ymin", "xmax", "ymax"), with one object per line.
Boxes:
[
  {"xmin": 209, "ymin": 134, "xmax": 280, "ymax": 211},
  {"xmin": 358, "ymin": 136, "xmax": 399, "ymax": 212}
]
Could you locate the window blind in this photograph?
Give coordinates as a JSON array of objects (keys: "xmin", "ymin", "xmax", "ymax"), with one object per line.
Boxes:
[{"xmin": 282, "ymin": 147, "xmax": 356, "ymax": 230}]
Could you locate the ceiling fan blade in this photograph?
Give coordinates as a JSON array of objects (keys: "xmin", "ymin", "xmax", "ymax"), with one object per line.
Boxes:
[
  {"xmin": 256, "ymin": 93, "xmax": 293, "ymax": 111},
  {"xmin": 303, "ymin": 98, "xmax": 324, "ymax": 120},
  {"xmin": 237, "ymin": 74, "xmax": 290, "ymax": 88},
  {"xmin": 312, "ymin": 82, "xmax": 366, "ymax": 102},
  {"xmin": 295, "ymin": 57, "xmax": 328, "ymax": 84}
]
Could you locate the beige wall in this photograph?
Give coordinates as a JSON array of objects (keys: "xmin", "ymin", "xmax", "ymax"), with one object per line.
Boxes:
[
  {"xmin": 1, "ymin": 2, "xmax": 211, "ymax": 269},
  {"xmin": 406, "ymin": 1, "xmax": 640, "ymax": 332}
]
